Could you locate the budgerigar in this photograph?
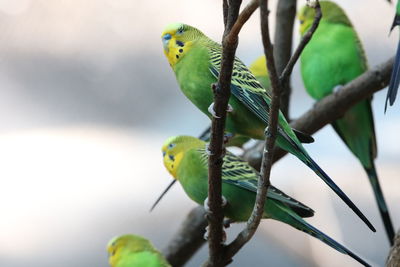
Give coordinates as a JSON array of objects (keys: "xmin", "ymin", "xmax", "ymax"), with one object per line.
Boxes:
[
  {"xmin": 299, "ymin": 1, "xmax": 394, "ymax": 244},
  {"xmin": 107, "ymin": 234, "xmax": 171, "ymax": 267},
  {"xmin": 161, "ymin": 23, "xmax": 374, "ymax": 231},
  {"xmin": 386, "ymin": 0, "xmax": 400, "ymax": 111},
  {"xmin": 162, "ymin": 135, "xmax": 370, "ymax": 266}
]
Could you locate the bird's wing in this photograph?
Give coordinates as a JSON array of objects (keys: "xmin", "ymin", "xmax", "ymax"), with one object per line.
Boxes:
[
  {"xmin": 207, "ymin": 45, "xmax": 301, "ymax": 149},
  {"xmin": 198, "ymin": 148, "xmax": 314, "ymax": 217}
]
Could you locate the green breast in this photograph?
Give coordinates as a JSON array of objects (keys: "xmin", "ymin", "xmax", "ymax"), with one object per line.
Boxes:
[
  {"xmin": 116, "ymin": 251, "xmax": 164, "ymax": 267},
  {"xmin": 300, "ymin": 21, "xmax": 366, "ymax": 99}
]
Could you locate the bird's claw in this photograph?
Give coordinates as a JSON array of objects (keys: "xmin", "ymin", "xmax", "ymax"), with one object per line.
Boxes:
[
  {"xmin": 306, "ymin": 0, "xmax": 318, "ymax": 8},
  {"xmin": 226, "ymin": 104, "xmax": 234, "ymax": 113},
  {"xmin": 208, "ymin": 103, "xmax": 234, "ymax": 119},
  {"xmin": 208, "ymin": 103, "xmax": 220, "ymax": 118},
  {"xmin": 205, "ymin": 144, "xmax": 214, "ymax": 156},
  {"xmin": 204, "ymin": 196, "xmax": 228, "ymax": 213},
  {"xmin": 333, "ymin": 85, "xmax": 343, "ymax": 95},
  {"xmin": 264, "ymin": 126, "xmax": 270, "ymax": 138}
]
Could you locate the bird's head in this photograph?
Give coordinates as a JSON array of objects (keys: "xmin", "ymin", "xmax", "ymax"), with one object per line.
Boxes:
[
  {"xmin": 162, "ymin": 135, "xmax": 205, "ymax": 178},
  {"xmin": 107, "ymin": 234, "xmax": 155, "ymax": 266},
  {"xmin": 161, "ymin": 23, "xmax": 204, "ymax": 67},
  {"xmin": 298, "ymin": 1, "xmax": 351, "ymax": 35}
]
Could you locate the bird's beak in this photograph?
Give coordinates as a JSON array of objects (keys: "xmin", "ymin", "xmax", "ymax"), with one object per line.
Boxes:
[{"xmin": 162, "ymin": 33, "xmax": 172, "ymax": 52}]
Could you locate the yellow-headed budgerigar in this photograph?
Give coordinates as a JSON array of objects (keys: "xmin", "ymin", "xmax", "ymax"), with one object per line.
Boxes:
[
  {"xmin": 107, "ymin": 234, "xmax": 171, "ymax": 267},
  {"xmin": 161, "ymin": 22, "xmax": 374, "ymax": 231},
  {"xmin": 299, "ymin": 1, "xmax": 394, "ymax": 244},
  {"xmin": 162, "ymin": 135, "xmax": 370, "ymax": 266}
]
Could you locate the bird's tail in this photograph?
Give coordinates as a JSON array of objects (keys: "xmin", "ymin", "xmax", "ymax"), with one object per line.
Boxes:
[
  {"xmin": 273, "ymin": 205, "xmax": 371, "ymax": 267},
  {"xmin": 385, "ymin": 40, "xmax": 400, "ymax": 112},
  {"xmin": 365, "ymin": 164, "xmax": 395, "ymax": 245},
  {"xmin": 292, "ymin": 146, "xmax": 376, "ymax": 233}
]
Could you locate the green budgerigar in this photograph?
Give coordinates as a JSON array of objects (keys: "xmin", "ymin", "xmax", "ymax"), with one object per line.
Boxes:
[
  {"xmin": 162, "ymin": 135, "xmax": 370, "ymax": 266},
  {"xmin": 161, "ymin": 23, "xmax": 374, "ymax": 231},
  {"xmin": 299, "ymin": 1, "xmax": 394, "ymax": 244},
  {"xmin": 386, "ymin": 0, "xmax": 400, "ymax": 110},
  {"xmin": 107, "ymin": 234, "xmax": 171, "ymax": 267}
]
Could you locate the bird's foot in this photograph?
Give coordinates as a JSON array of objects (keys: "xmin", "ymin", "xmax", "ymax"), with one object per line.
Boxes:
[
  {"xmin": 332, "ymin": 85, "xmax": 343, "ymax": 95},
  {"xmin": 205, "ymin": 143, "xmax": 214, "ymax": 156},
  {"xmin": 208, "ymin": 103, "xmax": 220, "ymax": 118},
  {"xmin": 306, "ymin": 0, "xmax": 318, "ymax": 8},
  {"xmin": 264, "ymin": 126, "xmax": 271, "ymax": 138},
  {"xmin": 208, "ymin": 103, "xmax": 234, "ymax": 119},
  {"xmin": 204, "ymin": 196, "xmax": 228, "ymax": 213}
]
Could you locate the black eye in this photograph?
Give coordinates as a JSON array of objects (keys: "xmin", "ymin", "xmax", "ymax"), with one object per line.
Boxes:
[
  {"xmin": 169, "ymin": 155, "xmax": 175, "ymax": 161},
  {"xmin": 168, "ymin": 143, "xmax": 176, "ymax": 149},
  {"xmin": 162, "ymin": 151, "xmax": 166, "ymax": 156},
  {"xmin": 177, "ymin": 27, "xmax": 184, "ymax": 34}
]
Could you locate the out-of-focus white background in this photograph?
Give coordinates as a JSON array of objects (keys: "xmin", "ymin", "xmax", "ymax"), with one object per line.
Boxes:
[{"xmin": 0, "ymin": 0, "xmax": 398, "ymax": 266}]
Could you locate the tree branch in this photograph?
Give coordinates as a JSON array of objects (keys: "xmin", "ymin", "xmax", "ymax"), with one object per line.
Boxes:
[
  {"xmin": 215, "ymin": 0, "xmax": 286, "ymax": 263},
  {"xmin": 273, "ymin": 0, "xmax": 297, "ymax": 118},
  {"xmin": 163, "ymin": 206, "xmax": 207, "ymax": 266},
  {"xmin": 206, "ymin": 1, "xmax": 242, "ymax": 266},
  {"xmin": 387, "ymin": 229, "xmax": 400, "ymax": 267}
]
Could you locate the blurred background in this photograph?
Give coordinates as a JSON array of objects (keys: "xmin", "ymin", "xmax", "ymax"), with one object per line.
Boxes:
[{"xmin": 0, "ymin": 0, "xmax": 399, "ymax": 266}]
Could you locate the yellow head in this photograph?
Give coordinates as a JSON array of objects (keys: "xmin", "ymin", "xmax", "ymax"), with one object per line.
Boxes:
[
  {"xmin": 298, "ymin": 1, "xmax": 352, "ymax": 35},
  {"xmin": 107, "ymin": 234, "xmax": 156, "ymax": 266},
  {"xmin": 249, "ymin": 55, "xmax": 268, "ymax": 78},
  {"xmin": 161, "ymin": 23, "xmax": 205, "ymax": 67},
  {"xmin": 162, "ymin": 135, "xmax": 205, "ymax": 178}
]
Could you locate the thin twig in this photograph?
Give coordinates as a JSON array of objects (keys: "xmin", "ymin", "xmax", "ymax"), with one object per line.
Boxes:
[
  {"xmin": 279, "ymin": 1, "xmax": 322, "ymax": 84},
  {"xmin": 219, "ymin": 0, "xmax": 283, "ymax": 261},
  {"xmin": 206, "ymin": 0, "xmax": 242, "ymax": 266},
  {"xmin": 225, "ymin": 0, "xmax": 259, "ymax": 42},
  {"xmin": 273, "ymin": 0, "xmax": 297, "ymax": 118}
]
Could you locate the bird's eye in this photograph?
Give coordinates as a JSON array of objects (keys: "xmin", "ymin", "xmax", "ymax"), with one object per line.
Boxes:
[
  {"xmin": 162, "ymin": 151, "xmax": 166, "ymax": 157},
  {"xmin": 168, "ymin": 143, "xmax": 176, "ymax": 149},
  {"xmin": 299, "ymin": 20, "xmax": 304, "ymax": 24},
  {"xmin": 177, "ymin": 28, "xmax": 184, "ymax": 34},
  {"xmin": 169, "ymin": 155, "xmax": 175, "ymax": 161}
]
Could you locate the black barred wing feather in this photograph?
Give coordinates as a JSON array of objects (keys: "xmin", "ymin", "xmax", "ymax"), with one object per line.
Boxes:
[
  {"xmin": 207, "ymin": 45, "xmax": 302, "ymax": 151},
  {"xmin": 197, "ymin": 148, "xmax": 314, "ymax": 218},
  {"xmin": 208, "ymin": 46, "xmax": 271, "ymax": 123}
]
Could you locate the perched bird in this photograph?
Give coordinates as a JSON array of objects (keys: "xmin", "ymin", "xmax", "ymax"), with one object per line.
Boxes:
[
  {"xmin": 161, "ymin": 22, "xmax": 374, "ymax": 231},
  {"xmin": 299, "ymin": 1, "xmax": 394, "ymax": 244},
  {"xmin": 162, "ymin": 135, "xmax": 370, "ymax": 266},
  {"xmin": 386, "ymin": 0, "xmax": 400, "ymax": 111},
  {"xmin": 107, "ymin": 234, "xmax": 171, "ymax": 267}
]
